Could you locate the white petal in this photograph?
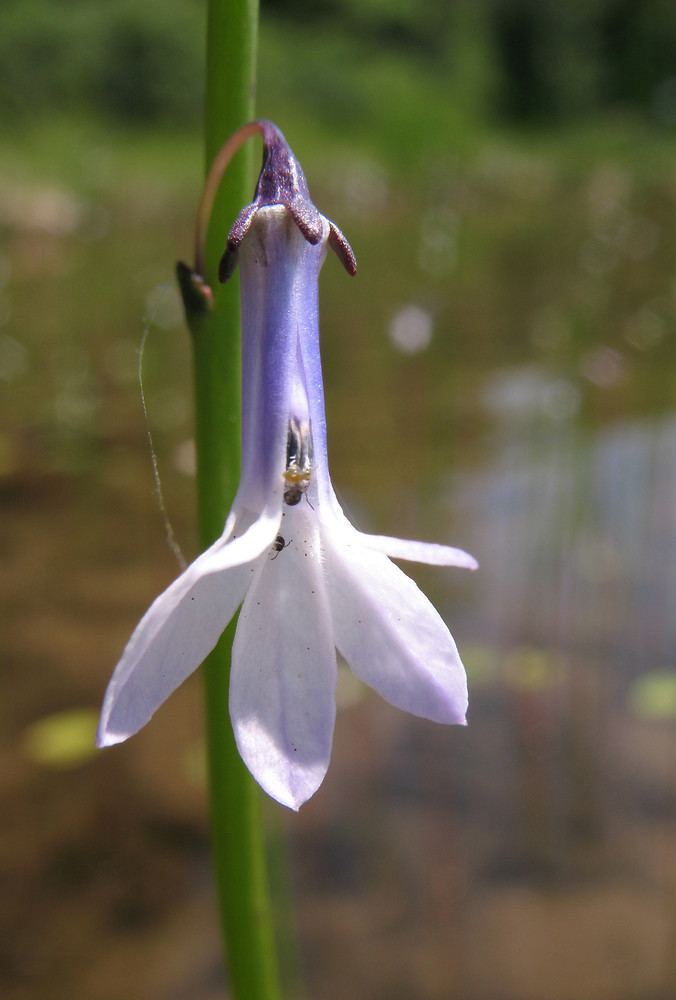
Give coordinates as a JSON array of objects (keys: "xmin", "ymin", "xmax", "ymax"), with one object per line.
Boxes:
[
  {"xmin": 359, "ymin": 532, "xmax": 478, "ymax": 569},
  {"xmin": 97, "ymin": 531, "xmax": 265, "ymax": 747},
  {"xmin": 207, "ymin": 506, "xmax": 281, "ymax": 571},
  {"xmin": 324, "ymin": 531, "xmax": 468, "ymax": 724},
  {"xmin": 230, "ymin": 511, "xmax": 336, "ymax": 810}
]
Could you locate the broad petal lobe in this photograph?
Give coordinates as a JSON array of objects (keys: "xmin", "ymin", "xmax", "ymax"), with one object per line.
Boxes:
[
  {"xmin": 97, "ymin": 537, "xmax": 257, "ymax": 747},
  {"xmin": 358, "ymin": 532, "xmax": 478, "ymax": 570},
  {"xmin": 230, "ymin": 513, "xmax": 336, "ymax": 810},
  {"xmin": 325, "ymin": 531, "xmax": 468, "ymax": 724}
]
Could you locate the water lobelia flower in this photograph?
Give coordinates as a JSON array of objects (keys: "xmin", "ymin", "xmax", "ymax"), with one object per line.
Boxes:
[{"xmin": 97, "ymin": 121, "xmax": 477, "ymax": 810}]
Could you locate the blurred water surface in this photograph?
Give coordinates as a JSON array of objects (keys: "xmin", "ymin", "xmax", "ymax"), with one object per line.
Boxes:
[{"xmin": 1, "ymin": 119, "xmax": 675, "ymax": 1000}]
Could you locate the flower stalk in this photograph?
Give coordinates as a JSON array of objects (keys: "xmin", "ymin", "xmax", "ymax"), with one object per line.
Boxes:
[{"xmin": 195, "ymin": 3, "xmax": 281, "ymax": 998}]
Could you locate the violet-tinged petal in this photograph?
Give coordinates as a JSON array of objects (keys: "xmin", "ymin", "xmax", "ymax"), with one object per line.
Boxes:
[
  {"xmin": 236, "ymin": 208, "xmax": 328, "ymax": 511},
  {"xmin": 294, "ymin": 240, "xmax": 334, "ymax": 506},
  {"xmin": 97, "ymin": 535, "xmax": 257, "ymax": 748},
  {"xmin": 358, "ymin": 532, "xmax": 478, "ymax": 570},
  {"xmin": 324, "ymin": 531, "xmax": 468, "ymax": 725},
  {"xmin": 230, "ymin": 510, "xmax": 336, "ymax": 810}
]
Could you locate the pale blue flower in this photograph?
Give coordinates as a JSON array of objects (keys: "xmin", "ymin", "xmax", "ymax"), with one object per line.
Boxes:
[{"xmin": 97, "ymin": 123, "xmax": 477, "ymax": 809}]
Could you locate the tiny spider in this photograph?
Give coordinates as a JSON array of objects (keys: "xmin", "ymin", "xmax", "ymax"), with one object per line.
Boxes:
[{"xmin": 271, "ymin": 534, "xmax": 291, "ymax": 559}]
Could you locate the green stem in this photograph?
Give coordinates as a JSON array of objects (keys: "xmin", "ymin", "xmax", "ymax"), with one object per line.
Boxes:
[{"xmin": 191, "ymin": 2, "xmax": 281, "ymax": 998}]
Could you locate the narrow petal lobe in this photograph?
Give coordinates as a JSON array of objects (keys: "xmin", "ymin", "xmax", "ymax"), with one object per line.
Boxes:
[
  {"xmin": 97, "ymin": 536, "xmax": 259, "ymax": 747},
  {"xmin": 359, "ymin": 532, "xmax": 478, "ymax": 570},
  {"xmin": 325, "ymin": 531, "xmax": 468, "ymax": 724}
]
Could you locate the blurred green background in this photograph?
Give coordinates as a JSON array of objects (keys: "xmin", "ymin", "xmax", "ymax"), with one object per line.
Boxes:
[{"xmin": 2, "ymin": 2, "xmax": 675, "ymax": 999}]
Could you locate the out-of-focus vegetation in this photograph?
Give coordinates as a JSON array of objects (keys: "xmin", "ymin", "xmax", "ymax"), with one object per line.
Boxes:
[
  {"xmin": 0, "ymin": 0, "xmax": 204, "ymax": 124},
  {"xmin": 3, "ymin": 0, "xmax": 676, "ymax": 128}
]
